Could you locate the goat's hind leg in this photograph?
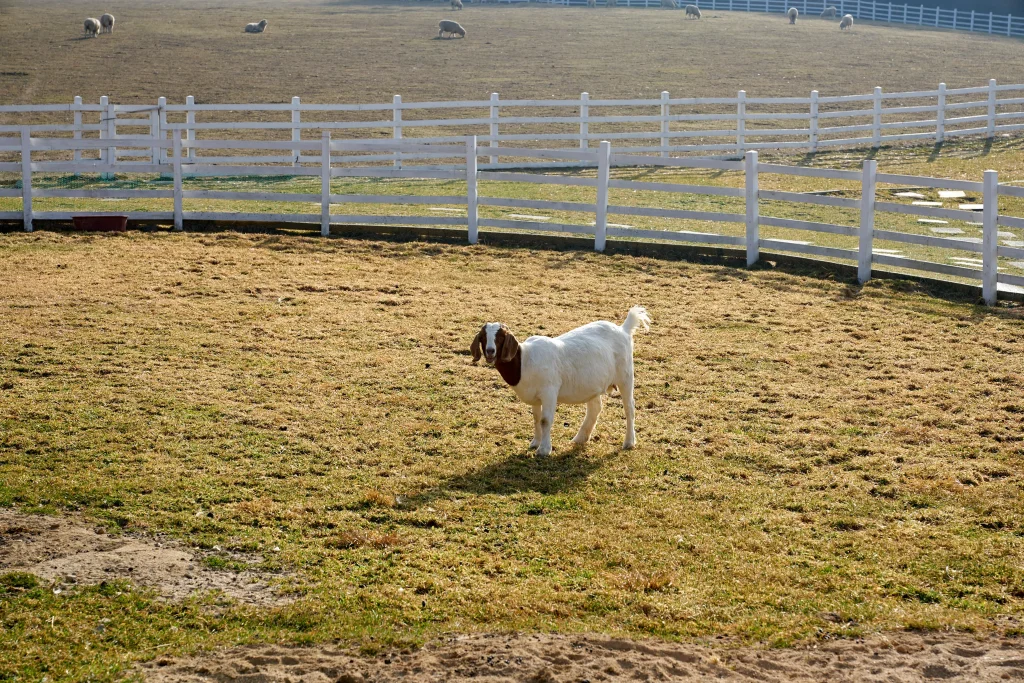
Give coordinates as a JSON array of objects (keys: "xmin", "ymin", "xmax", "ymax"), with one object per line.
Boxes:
[{"xmin": 572, "ymin": 396, "xmax": 603, "ymax": 445}]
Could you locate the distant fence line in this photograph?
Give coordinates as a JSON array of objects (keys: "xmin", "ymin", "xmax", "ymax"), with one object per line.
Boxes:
[
  {"xmin": 2, "ymin": 131, "xmax": 1024, "ymax": 304},
  {"xmin": 1, "ymin": 80, "xmax": 1023, "ymax": 168},
  {"xmin": 460, "ymin": 0, "xmax": 1024, "ymax": 38}
]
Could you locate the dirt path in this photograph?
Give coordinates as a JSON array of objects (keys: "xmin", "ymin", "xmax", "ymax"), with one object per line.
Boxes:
[
  {"xmin": 0, "ymin": 510, "xmax": 288, "ymax": 605},
  {"xmin": 142, "ymin": 631, "xmax": 1024, "ymax": 682}
]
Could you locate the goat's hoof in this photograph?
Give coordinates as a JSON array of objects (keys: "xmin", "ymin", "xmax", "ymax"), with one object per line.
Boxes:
[
  {"xmin": 528, "ymin": 441, "xmax": 539, "ymax": 450},
  {"xmin": 536, "ymin": 446, "xmax": 552, "ymax": 457},
  {"xmin": 571, "ymin": 436, "xmax": 589, "ymax": 445},
  {"xmin": 623, "ymin": 440, "xmax": 636, "ymax": 450}
]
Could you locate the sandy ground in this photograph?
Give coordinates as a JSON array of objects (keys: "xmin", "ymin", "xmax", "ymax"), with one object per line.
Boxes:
[
  {"xmin": 142, "ymin": 632, "xmax": 1024, "ymax": 682},
  {"xmin": 0, "ymin": 510, "xmax": 288, "ymax": 605}
]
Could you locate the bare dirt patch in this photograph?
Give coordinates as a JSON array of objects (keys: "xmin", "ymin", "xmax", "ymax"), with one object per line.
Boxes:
[
  {"xmin": 141, "ymin": 631, "xmax": 1024, "ymax": 682},
  {"xmin": 0, "ymin": 509, "xmax": 289, "ymax": 605}
]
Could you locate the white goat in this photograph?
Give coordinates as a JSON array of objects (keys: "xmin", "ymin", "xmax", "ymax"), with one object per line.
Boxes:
[{"xmin": 471, "ymin": 307, "xmax": 651, "ymax": 456}]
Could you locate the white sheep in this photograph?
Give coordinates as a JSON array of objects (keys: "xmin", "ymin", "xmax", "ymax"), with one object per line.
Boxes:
[
  {"xmin": 685, "ymin": 4, "xmax": 701, "ymax": 18},
  {"xmin": 471, "ymin": 307, "xmax": 651, "ymax": 456},
  {"xmin": 452, "ymin": 0, "xmax": 463, "ymax": 9},
  {"xmin": 819, "ymin": 6, "xmax": 836, "ymax": 17},
  {"xmin": 244, "ymin": 19, "xmax": 268, "ymax": 33},
  {"xmin": 839, "ymin": 13, "xmax": 853, "ymax": 28},
  {"xmin": 787, "ymin": 6, "xmax": 798, "ymax": 22},
  {"xmin": 438, "ymin": 19, "xmax": 466, "ymax": 38},
  {"xmin": 100, "ymin": 13, "xmax": 114, "ymax": 33},
  {"xmin": 83, "ymin": 17, "xmax": 100, "ymax": 37}
]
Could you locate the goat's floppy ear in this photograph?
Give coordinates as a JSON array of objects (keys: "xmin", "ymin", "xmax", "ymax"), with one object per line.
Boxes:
[
  {"xmin": 499, "ymin": 325, "xmax": 519, "ymax": 363},
  {"xmin": 470, "ymin": 327, "xmax": 484, "ymax": 362}
]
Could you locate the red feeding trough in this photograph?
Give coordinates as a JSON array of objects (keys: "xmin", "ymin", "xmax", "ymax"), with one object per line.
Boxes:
[{"xmin": 72, "ymin": 215, "xmax": 128, "ymax": 232}]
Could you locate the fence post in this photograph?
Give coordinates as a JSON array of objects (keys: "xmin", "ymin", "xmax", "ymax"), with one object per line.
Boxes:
[
  {"xmin": 987, "ymin": 79, "xmax": 997, "ymax": 138},
  {"xmin": 321, "ymin": 131, "xmax": 331, "ymax": 237},
  {"xmin": 982, "ymin": 169, "xmax": 998, "ymax": 305},
  {"xmin": 594, "ymin": 141, "xmax": 611, "ymax": 252},
  {"xmin": 73, "ymin": 96, "xmax": 82, "ymax": 171},
  {"xmin": 172, "ymin": 130, "xmax": 183, "ymax": 232},
  {"xmin": 935, "ymin": 6, "xmax": 939, "ymax": 26},
  {"xmin": 99, "ymin": 95, "xmax": 111, "ymax": 180},
  {"xmin": 580, "ymin": 92, "xmax": 589, "ymax": 150},
  {"xmin": 153, "ymin": 97, "xmax": 164, "ymax": 165},
  {"xmin": 466, "ymin": 136, "xmax": 479, "ymax": 244},
  {"xmin": 660, "ymin": 91, "xmax": 670, "ymax": 158},
  {"xmin": 20, "ymin": 128, "xmax": 32, "ymax": 233},
  {"xmin": 952, "ymin": 7, "xmax": 957, "ymax": 28},
  {"xmin": 1008, "ymin": 13, "xmax": 1013, "ymax": 36},
  {"xmin": 736, "ymin": 90, "xmax": 746, "ymax": 155},
  {"xmin": 918, "ymin": 4, "xmax": 922, "ymax": 24},
  {"xmin": 858, "ymin": 159, "xmax": 876, "ymax": 284},
  {"xmin": 745, "ymin": 150, "xmax": 759, "ymax": 267},
  {"xmin": 185, "ymin": 95, "xmax": 196, "ymax": 161},
  {"xmin": 393, "ymin": 95, "xmax": 403, "ymax": 169},
  {"xmin": 936, "ymin": 82, "xmax": 946, "ymax": 143},
  {"xmin": 989, "ymin": 11, "xmax": 993, "ymax": 33},
  {"xmin": 872, "ymin": 86, "xmax": 882, "ymax": 147},
  {"xmin": 291, "ymin": 96, "xmax": 301, "ymax": 166},
  {"xmin": 489, "ymin": 93, "xmax": 500, "ymax": 165},
  {"xmin": 809, "ymin": 90, "xmax": 818, "ymax": 153}
]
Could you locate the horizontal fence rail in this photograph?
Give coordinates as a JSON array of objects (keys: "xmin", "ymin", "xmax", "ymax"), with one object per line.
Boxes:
[
  {"xmin": 2, "ymin": 129, "xmax": 1023, "ymax": 304},
  {"xmin": 2, "ymin": 80, "xmax": 1024, "ymax": 168}
]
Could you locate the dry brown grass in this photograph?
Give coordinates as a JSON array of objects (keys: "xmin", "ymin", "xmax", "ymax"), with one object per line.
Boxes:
[
  {"xmin": 1, "ymin": 230, "xmax": 1024, "ymax": 680},
  {"xmin": 1, "ymin": 0, "xmax": 1022, "ymax": 107}
]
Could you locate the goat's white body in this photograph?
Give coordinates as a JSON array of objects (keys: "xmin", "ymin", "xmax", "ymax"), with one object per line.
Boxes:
[
  {"xmin": 485, "ymin": 307, "xmax": 649, "ymax": 456},
  {"xmin": 513, "ymin": 321, "xmax": 630, "ymax": 406}
]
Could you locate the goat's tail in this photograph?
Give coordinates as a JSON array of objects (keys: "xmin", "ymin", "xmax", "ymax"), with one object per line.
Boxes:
[{"xmin": 621, "ymin": 306, "xmax": 651, "ymax": 336}]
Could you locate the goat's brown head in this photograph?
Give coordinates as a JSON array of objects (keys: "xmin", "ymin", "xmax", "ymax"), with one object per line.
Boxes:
[{"xmin": 471, "ymin": 322, "xmax": 519, "ymax": 365}]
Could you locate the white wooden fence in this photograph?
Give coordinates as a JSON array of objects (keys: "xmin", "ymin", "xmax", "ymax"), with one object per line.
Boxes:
[
  {"xmin": 2, "ymin": 80, "xmax": 1023, "ymax": 167},
  {"xmin": 3, "ymin": 130, "xmax": 1024, "ymax": 304},
  {"xmin": 532, "ymin": 0, "xmax": 1024, "ymax": 37}
]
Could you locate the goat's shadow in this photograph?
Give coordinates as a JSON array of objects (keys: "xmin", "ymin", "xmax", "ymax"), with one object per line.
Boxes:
[{"xmin": 407, "ymin": 447, "xmax": 606, "ymax": 508}]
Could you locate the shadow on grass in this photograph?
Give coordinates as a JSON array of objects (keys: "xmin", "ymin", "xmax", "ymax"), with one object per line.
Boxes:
[{"xmin": 405, "ymin": 448, "xmax": 606, "ymax": 508}]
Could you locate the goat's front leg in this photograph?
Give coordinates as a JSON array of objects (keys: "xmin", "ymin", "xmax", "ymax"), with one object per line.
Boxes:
[
  {"xmin": 528, "ymin": 404, "xmax": 542, "ymax": 450},
  {"xmin": 536, "ymin": 394, "xmax": 557, "ymax": 457},
  {"xmin": 621, "ymin": 377, "xmax": 636, "ymax": 449},
  {"xmin": 572, "ymin": 395, "xmax": 603, "ymax": 445}
]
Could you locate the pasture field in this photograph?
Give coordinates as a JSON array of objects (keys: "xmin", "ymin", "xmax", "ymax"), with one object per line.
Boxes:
[
  {"xmin": 2, "ymin": 230, "xmax": 1024, "ymax": 680},
  {"xmin": 2, "ymin": 0, "xmax": 1024, "ymax": 106}
]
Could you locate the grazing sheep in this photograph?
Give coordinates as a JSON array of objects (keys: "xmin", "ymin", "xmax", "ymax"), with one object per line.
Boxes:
[
  {"xmin": 787, "ymin": 6, "xmax": 798, "ymax": 22},
  {"xmin": 83, "ymin": 17, "xmax": 100, "ymax": 37},
  {"xmin": 100, "ymin": 13, "xmax": 114, "ymax": 33},
  {"xmin": 452, "ymin": 0, "xmax": 463, "ymax": 9},
  {"xmin": 685, "ymin": 4, "xmax": 701, "ymax": 18},
  {"xmin": 244, "ymin": 19, "xmax": 268, "ymax": 33},
  {"xmin": 470, "ymin": 307, "xmax": 651, "ymax": 456},
  {"xmin": 438, "ymin": 19, "xmax": 466, "ymax": 38},
  {"xmin": 819, "ymin": 5, "xmax": 836, "ymax": 17},
  {"xmin": 839, "ymin": 13, "xmax": 853, "ymax": 28},
  {"xmin": 661, "ymin": 0, "xmax": 677, "ymax": 8}
]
